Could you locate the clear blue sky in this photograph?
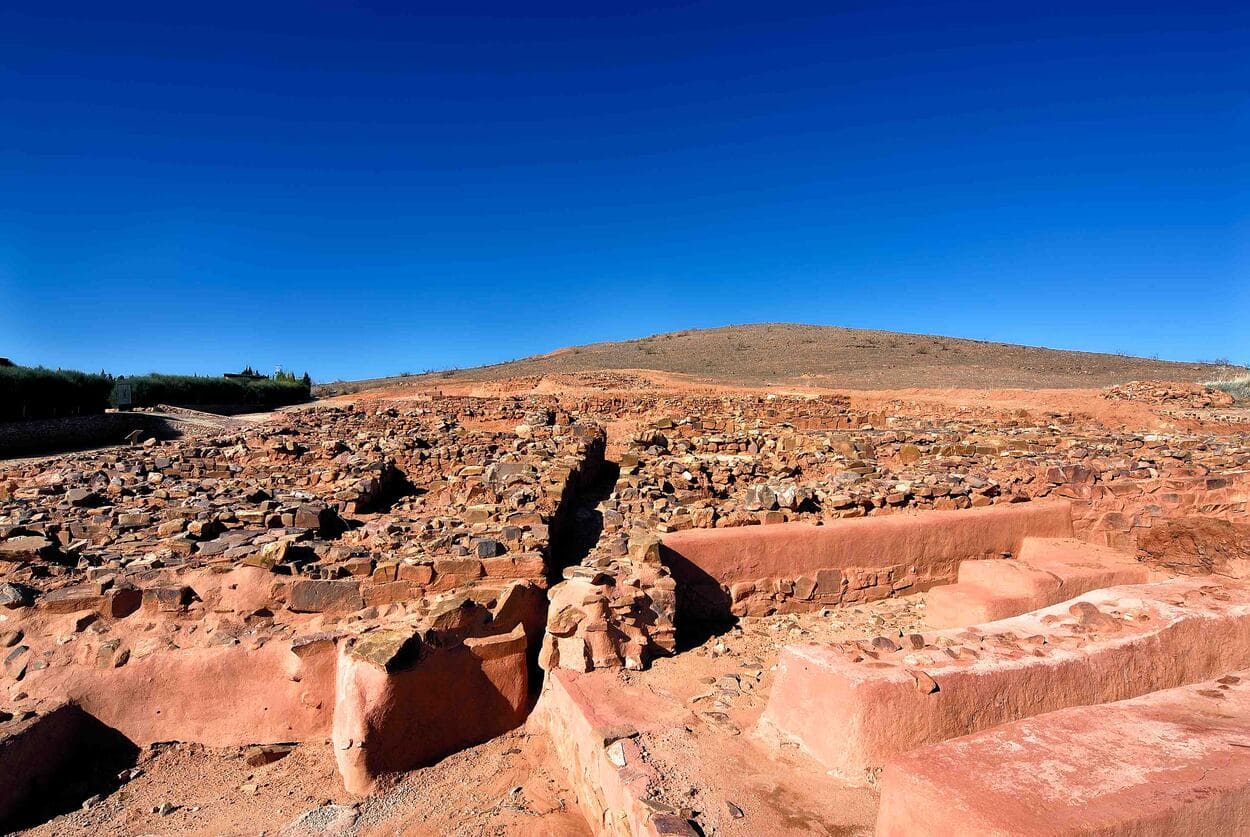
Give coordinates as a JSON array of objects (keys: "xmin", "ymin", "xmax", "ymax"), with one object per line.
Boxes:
[{"xmin": 1, "ymin": 1, "xmax": 1245, "ymax": 380}]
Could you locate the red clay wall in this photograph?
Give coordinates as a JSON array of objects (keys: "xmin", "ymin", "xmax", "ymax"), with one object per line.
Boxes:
[
  {"xmin": 21, "ymin": 625, "xmax": 529, "ymax": 797},
  {"xmin": 333, "ymin": 625, "xmax": 529, "ymax": 794},
  {"xmin": 23, "ymin": 636, "xmax": 338, "ymax": 747},
  {"xmin": 660, "ymin": 500, "xmax": 1073, "ymax": 618}
]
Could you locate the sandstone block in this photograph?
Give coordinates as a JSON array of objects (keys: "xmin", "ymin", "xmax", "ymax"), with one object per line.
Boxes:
[{"xmin": 288, "ymin": 579, "xmax": 363, "ymax": 614}]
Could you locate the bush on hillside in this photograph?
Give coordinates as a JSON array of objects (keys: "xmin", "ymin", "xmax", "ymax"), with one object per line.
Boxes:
[
  {"xmin": 0, "ymin": 366, "xmax": 114, "ymax": 421},
  {"xmin": 1208, "ymin": 376, "xmax": 1250, "ymax": 402}
]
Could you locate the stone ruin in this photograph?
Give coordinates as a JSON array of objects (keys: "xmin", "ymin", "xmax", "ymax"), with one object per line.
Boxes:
[{"xmin": 1, "ymin": 387, "xmax": 1248, "ymax": 834}]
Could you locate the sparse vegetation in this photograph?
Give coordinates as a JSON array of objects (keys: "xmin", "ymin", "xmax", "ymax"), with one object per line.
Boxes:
[
  {"xmin": 320, "ymin": 325, "xmax": 1250, "ymax": 393},
  {"xmin": 1208, "ymin": 376, "xmax": 1250, "ymax": 402}
]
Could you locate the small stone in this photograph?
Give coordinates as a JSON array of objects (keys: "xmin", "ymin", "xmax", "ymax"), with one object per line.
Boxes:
[
  {"xmin": 870, "ymin": 636, "xmax": 901, "ymax": 652},
  {"xmin": 641, "ymin": 797, "xmax": 676, "ymax": 814},
  {"xmin": 908, "ymin": 669, "xmax": 939, "ymax": 694},
  {"xmin": 349, "ymin": 629, "xmax": 422, "ymax": 672},
  {"xmin": 243, "ymin": 743, "xmax": 295, "ymax": 767},
  {"xmin": 0, "ymin": 583, "xmax": 36, "ymax": 609}
]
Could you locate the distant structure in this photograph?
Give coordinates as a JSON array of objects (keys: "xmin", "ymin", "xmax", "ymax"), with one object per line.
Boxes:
[
  {"xmin": 224, "ymin": 365, "xmax": 265, "ymax": 381},
  {"xmin": 0, "ymin": 358, "xmax": 15, "ymax": 367}
]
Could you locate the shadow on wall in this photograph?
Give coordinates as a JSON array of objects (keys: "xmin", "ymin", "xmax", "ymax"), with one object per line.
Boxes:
[
  {"xmin": 1, "ymin": 703, "xmax": 140, "ymax": 832},
  {"xmin": 333, "ymin": 628, "xmax": 531, "ymax": 795},
  {"xmin": 547, "ymin": 459, "xmax": 619, "ymax": 587},
  {"xmin": 659, "ymin": 543, "xmax": 736, "ymax": 651},
  {"xmin": 0, "ymin": 413, "xmax": 183, "ymax": 459}
]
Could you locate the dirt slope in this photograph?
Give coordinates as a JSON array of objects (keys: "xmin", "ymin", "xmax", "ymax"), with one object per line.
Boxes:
[{"xmin": 324, "ymin": 323, "xmax": 1243, "ymax": 393}]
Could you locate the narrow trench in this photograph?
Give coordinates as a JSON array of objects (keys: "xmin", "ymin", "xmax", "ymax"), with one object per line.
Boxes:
[
  {"xmin": 532, "ymin": 439, "xmax": 619, "ymax": 694},
  {"xmin": 546, "ymin": 456, "xmax": 620, "ymax": 586}
]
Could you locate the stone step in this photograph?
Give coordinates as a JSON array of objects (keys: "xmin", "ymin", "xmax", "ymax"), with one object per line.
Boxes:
[
  {"xmin": 922, "ymin": 580, "xmax": 1037, "ymax": 626},
  {"xmin": 757, "ymin": 578, "xmax": 1250, "ymax": 784},
  {"xmin": 876, "ymin": 670, "xmax": 1250, "ymax": 836},
  {"xmin": 956, "ymin": 557, "xmax": 1056, "ymax": 595},
  {"xmin": 926, "ymin": 537, "xmax": 1149, "ymax": 628}
]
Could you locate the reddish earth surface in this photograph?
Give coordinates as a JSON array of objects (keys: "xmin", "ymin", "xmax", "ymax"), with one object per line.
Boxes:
[{"xmin": 3, "ymin": 364, "xmax": 1249, "ymax": 836}]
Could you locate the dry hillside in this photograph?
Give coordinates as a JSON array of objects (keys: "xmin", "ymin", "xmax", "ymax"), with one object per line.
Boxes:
[{"xmin": 326, "ymin": 323, "xmax": 1244, "ymax": 392}]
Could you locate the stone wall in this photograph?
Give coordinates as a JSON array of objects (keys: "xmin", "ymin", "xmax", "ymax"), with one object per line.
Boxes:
[
  {"xmin": 0, "ymin": 413, "xmax": 177, "ymax": 458},
  {"xmin": 0, "ymin": 400, "xmax": 611, "ymax": 794},
  {"xmin": 540, "ymin": 396, "xmax": 1250, "ymax": 674}
]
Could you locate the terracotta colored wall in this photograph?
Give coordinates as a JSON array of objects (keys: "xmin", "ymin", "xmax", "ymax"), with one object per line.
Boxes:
[
  {"xmin": 24, "ymin": 637, "xmax": 338, "ymax": 747},
  {"xmin": 760, "ymin": 580, "xmax": 1250, "ymax": 783},
  {"xmin": 529, "ymin": 670, "xmax": 674, "ymax": 837},
  {"xmin": 660, "ymin": 500, "xmax": 1074, "ymax": 619},
  {"xmin": 334, "ymin": 626, "xmax": 529, "ymax": 794}
]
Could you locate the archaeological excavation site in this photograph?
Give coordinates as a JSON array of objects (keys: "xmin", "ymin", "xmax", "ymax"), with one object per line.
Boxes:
[
  {"xmin": 6, "ymin": 0, "xmax": 1243, "ymax": 832},
  {"xmin": 3, "ymin": 362, "xmax": 1250, "ymax": 836}
]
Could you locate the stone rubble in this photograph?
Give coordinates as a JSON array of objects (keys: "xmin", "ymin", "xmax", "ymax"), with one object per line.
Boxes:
[{"xmin": 0, "ymin": 386, "xmax": 1247, "ymax": 836}]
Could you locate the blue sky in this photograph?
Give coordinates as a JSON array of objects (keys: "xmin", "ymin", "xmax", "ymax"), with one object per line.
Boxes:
[{"xmin": 1, "ymin": 1, "xmax": 1245, "ymax": 380}]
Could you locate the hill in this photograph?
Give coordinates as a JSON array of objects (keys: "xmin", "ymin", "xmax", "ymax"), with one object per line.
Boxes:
[{"xmin": 325, "ymin": 324, "xmax": 1245, "ymax": 392}]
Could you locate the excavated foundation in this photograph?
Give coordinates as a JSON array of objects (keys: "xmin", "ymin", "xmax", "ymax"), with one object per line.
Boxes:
[
  {"xmin": 536, "ymin": 500, "xmax": 1250, "ymax": 837},
  {"xmin": 5, "ymin": 391, "xmax": 1250, "ymax": 835},
  {"xmin": 877, "ymin": 670, "xmax": 1250, "ymax": 836},
  {"xmin": 659, "ymin": 500, "xmax": 1074, "ymax": 623},
  {"xmin": 0, "ymin": 413, "xmax": 610, "ymax": 827},
  {"xmin": 760, "ymin": 576, "xmax": 1250, "ymax": 783}
]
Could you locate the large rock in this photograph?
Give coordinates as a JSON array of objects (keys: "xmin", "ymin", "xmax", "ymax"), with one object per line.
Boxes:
[
  {"xmin": 333, "ymin": 624, "xmax": 528, "ymax": 794},
  {"xmin": 0, "ymin": 536, "xmax": 58, "ymax": 564}
]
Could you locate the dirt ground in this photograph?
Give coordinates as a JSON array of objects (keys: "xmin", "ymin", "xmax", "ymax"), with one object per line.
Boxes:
[
  {"xmin": 326, "ymin": 366, "xmax": 1249, "ymax": 437},
  {"xmin": 23, "ymin": 728, "xmax": 587, "ymax": 837}
]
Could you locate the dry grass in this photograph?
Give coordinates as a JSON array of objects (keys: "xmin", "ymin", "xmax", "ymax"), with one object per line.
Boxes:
[
  {"xmin": 1208, "ymin": 376, "xmax": 1250, "ymax": 401},
  {"xmin": 326, "ymin": 323, "xmax": 1248, "ymax": 392}
]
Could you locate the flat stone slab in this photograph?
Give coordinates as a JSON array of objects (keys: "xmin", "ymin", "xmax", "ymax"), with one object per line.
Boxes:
[
  {"xmin": 758, "ymin": 577, "xmax": 1250, "ymax": 783},
  {"xmin": 877, "ymin": 670, "xmax": 1250, "ymax": 836}
]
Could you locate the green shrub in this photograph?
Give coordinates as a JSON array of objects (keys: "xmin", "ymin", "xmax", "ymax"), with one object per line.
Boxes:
[
  {"xmin": 113, "ymin": 374, "xmax": 310, "ymax": 409},
  {"xmin": 1208, "ymin": 376, "xmax": 1250, "ymax": 402},
  {"xmin": 0, "ymin": 366, "xmax": 114, "ymax": 421}
]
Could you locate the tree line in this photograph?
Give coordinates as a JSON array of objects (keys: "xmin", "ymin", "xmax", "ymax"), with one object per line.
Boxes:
[{"xmin": 0, "ymin": 365, "xmax": 313, "ymax": 422}]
